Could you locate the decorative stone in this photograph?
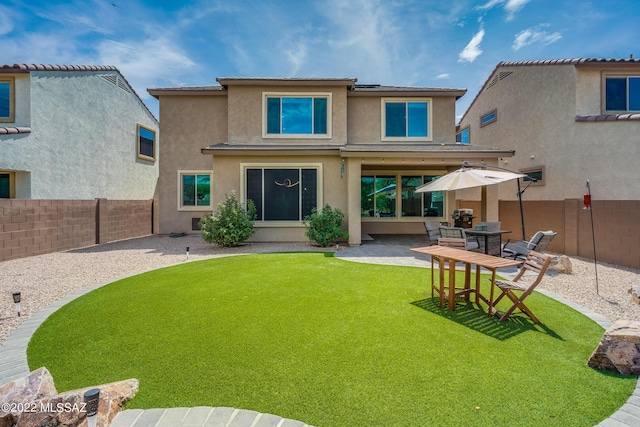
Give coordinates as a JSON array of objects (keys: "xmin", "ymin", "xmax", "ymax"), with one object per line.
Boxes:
[
  {"xmin": 629, "ymin": 286, "xmax": 640, "ymax": 304},
  {"xmin": 549, "ymin": 255, "xmax": 572, "ymax": 274},
  {"xmin": 0, "ymin": 367, "xmax": 138, "ymax": 427},
  {"xmin": 0, "ymin": 367, "xmax": 57, "ymax": 405},
  {"xmin": 587, "ymin": 320, "xmax": 640, "ymax": 375}
]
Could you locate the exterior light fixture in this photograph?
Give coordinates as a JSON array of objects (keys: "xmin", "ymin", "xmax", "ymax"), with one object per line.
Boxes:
[
  {"xmin": 84, "ymin": 388, "xmax": 100, "ymax": 427},
  {"xmin": 12, "ymin": 291, "xmax": 21, "ymax": 317},
  {"xmin": 186, "ymin": 246, "xmax": 190, "ymax": 260}
]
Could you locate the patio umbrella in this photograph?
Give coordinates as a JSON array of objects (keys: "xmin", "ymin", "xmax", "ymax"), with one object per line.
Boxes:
[
  {"xmin": 415, "ymin": 168, "xmax": 524, "ymax": 192},
  {"xmin": 415, "ymin": 166, "xmax": 528, "ymax": 239}
]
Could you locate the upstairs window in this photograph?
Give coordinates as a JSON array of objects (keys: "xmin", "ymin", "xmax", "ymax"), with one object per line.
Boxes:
[
  {"xmin": 605, "ymin": 76, "xmax": 640, "ymax": 112},
  {"xmin": 264, "ymin": 93, "xmax": 331, "ymax": 138},
  {"xmin": 456, "ymin": 127, "xmax": 470, "ymax": 144},
  {"xmin": 0, "ymin": 77, "xmax": 15, "ymax": 123},
  {"xmin": 137, "ymin": 124, "xmax": 156, "ymax": 161},
  {"xmin": 382, "ymin": 98, "xmax": 432, "ymax": 141},
  {"xmin": 480, "ymin": 109, "xmax": 497, "ymax": 127}
]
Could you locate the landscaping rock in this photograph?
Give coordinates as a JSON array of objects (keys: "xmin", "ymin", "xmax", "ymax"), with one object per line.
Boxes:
[
  {"xmin": 549, "ymin": 255, "xmax": 572, "ymax": 274},
  {"xmin": 587, "ymin": 319, "xmax": 640, "ymax": 375},
  {"xmin": 629, "ymin": 286, "xmax": 640, "ymax": 304},
  {"xmin": 0, "ymin": 367, "xmax": 138, "ymax": 427}
]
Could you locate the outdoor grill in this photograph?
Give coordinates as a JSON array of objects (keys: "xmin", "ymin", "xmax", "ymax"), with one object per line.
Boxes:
[{"xmin": 452, "ymin": 209, "xmax": 475, "ymax": 228}]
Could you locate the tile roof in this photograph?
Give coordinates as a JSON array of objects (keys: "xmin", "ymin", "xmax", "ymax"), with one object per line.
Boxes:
[
  {"xmin": 575, "ymin": 114, "xmax": 640, "ymax": 122},
  {"xmin": 0, "ymin": 64, "xmax": 157, "ymax": 122},
  {"xmin": 498, "ymin": 57, "xmax": 640, "ymax": 67},
  {"xmin": 0, "ymin": 64, "xmax": 118, "ymax": 72},
  {"xmin": 216, "ymin": 77, "xmax": 357, "ymax": 86},
  {"xmin": 149, "ymin": 78, "xmax": 466, "ymax": 98},
  {"xmin": 0, "ymin": 126, "xmax": 31, "ymax": 135}
]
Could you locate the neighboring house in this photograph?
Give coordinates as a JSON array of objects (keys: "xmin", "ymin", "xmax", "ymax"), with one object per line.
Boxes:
[
  {"xmin": 458, "ymin": 58, "xmax": 640, "ymax": 267},
  {"xmin": 149, "ymin": 78, "xmax": 514, "ymax": 246},
  {"xmin": 0, "ymin": 64, "xmax": 158, "ymax": 200}
]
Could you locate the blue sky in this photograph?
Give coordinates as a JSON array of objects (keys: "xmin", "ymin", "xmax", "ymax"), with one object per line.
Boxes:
[{"xmin": 1, "ymin": 0, "xmax": 639, "ymax": 120}]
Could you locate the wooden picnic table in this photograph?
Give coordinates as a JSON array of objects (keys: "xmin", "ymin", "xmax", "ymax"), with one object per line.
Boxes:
[{"xmin": 411, "ymin": 245, "xmax": 522, "ymax": 313}]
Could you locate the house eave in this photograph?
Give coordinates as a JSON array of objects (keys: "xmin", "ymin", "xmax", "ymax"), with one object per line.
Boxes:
[
  {"xmin": 148, "ymin": 86, "xmax": 227, "ymax": 99},
  {"xmin": 201, "ymin": 144, "xmax": 342, "ymax": 156},
  {"xmin": 202, "ymin": 143, "xmax": 515, "ymax": 159}
]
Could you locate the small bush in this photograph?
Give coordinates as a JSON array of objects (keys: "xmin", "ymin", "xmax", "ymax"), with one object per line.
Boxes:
[
  {"xmin": 303, "ymin": 204, "xmax": 349, "ymax": 247},
  {"xmin": 199, "ymin": 192, "xmax": 257, "ymax": 247}
]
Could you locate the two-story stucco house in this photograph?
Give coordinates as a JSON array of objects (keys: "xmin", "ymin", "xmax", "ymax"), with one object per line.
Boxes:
[
  {"xmin": 0, "ymin": 64, "xmax": 158, "ymax": 200},
  {"xmin": 457, "ymin": 58, "xmax": 640, "ymax": 268},
  {"xmin": 149, "ymin": 77, "xmax": 514, "ymax": 246}
]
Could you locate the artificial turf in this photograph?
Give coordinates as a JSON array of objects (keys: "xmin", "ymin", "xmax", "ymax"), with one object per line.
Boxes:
[{"xmin": 28, "ymin": 253, "xmax": 635, "ymax": 426}]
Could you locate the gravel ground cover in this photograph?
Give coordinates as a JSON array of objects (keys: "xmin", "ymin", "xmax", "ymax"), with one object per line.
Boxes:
[{"xmin": 1, "ymin": 234, "xmax": 638, "ymax": 347}]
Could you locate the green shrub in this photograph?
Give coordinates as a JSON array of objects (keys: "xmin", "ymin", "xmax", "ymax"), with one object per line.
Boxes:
[
  {"xmin": 303, "ymin": 204, "xmax": 349, "ymax": 247},
  {"xmin": 199, "ymin": 192, "xmax": 257, "ymax": 247}
]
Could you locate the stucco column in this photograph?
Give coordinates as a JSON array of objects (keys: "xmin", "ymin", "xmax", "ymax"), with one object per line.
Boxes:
[
  {"xmin": 485, "ymin": 185, "xmax": 499, "ymax": 221},
  {"xmin": 347, "ymin": 158, "xmax": 361, "ymax": 246}
]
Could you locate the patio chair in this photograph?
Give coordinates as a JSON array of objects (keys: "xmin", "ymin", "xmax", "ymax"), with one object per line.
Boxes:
[
  {"xmin": 490, "ymin": 250, "xmax": 552, "ymax": 324},
  {"xmin": 431, "ymin": 237, "xmax": 475, "ymax": 308},
  {"xmin": 502, "ymin": 230, "xmax": 556, "ymax": 260},
  {"xmin": 424, "ymin": 221, "xmax": 441, "ymax": 245},
  {"xmin": 439, "ymin": 226, "xmax": 480, "ymax": 251}
]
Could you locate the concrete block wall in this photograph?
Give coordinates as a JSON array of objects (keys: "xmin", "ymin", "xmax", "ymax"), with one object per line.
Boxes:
[
  {"xmin": 496, "ymin": 199, "xmax": 640, "ymax": 269},
  {"xmin": 0, "ymin": 199, "xmax": 156, "ymax": 262}
]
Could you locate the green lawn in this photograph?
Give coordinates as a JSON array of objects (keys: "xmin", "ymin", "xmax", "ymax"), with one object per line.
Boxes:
[{"xmin": 28, "ymin": 253, "xmax": 635, "ymax": 426}]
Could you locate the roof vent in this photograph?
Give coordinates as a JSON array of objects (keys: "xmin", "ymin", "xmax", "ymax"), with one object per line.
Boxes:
[{"xmin": 99, "ymin": 74, "xmax": 131, "ymax": 94}]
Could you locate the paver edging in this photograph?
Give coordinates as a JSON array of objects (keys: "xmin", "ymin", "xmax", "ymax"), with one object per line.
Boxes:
[{"xmin": 1, "ymin": 258, "xmax": 638, "ymax": 427}]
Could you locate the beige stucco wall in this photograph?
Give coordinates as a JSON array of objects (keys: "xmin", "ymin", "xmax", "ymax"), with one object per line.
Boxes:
[
  {"xmin": 227, "ymin": 85, "xmax": 348, "ymax": 145},
  {"xmin": 347, "ymin": 96, "xmax": 457, "ymax": 144},
  {"xmin": 460, "ymin": 64, "xmax": 640, "ymax": 201},
  {"xmin": 210, "ymin": 154, "xmax": 348, "ymax": 242},
  {"xmin": 157, "ymin": 94, "xmax": 227, "ymax": 234}
]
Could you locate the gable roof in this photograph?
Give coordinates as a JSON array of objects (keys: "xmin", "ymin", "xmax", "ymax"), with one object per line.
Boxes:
[
  {"xmin": 0, "ymin": 64, "xmax": 157, "ymax": 122},
  {"xmin": 459, "ymin": 57, "xmax": 640, "ymax": 124}
]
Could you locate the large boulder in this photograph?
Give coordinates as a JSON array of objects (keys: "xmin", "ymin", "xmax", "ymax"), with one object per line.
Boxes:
[
  {"xmin": 588, "ymin": 320, "xmax": 640, "ymax": 375},
  {"xmin": 549, "ymin": 255, "xmax": 572, "ymax": 274},
  {"xmin": 0, "ymin": 367, "xmax": 138, "ymax": 427}
]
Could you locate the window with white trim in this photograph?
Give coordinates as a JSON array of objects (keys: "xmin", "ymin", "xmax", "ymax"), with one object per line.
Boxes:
[
  {"xmin": 381, "ymin": 98, "xmax": 432, "ymax": 141},
  {"xmin": 245, "ymin": 166, "xmax": 320, "ymax": 222},
  {"xmin": 179, "ymin": 172, "xmax": 212, "ymax": 210},
  {"xmin": 263, "ymin": 93, "xmax": 331, "ymax": 138},
  {"xmin": 0, "ymin": 77, "xmax": 15, "ymax": 123},
  {"xmin": 605, "ymin": 75, "xmax": 640, "ymax": 112}
]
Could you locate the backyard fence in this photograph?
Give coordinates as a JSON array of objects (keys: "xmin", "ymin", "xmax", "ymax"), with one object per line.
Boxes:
[
  {"xmin": 459, "ymin": 198, "xmax": 640, "ymax": 269},
  {"xmin": 0, "ymin": 198, "xmax": 158, "ymax": 262}
]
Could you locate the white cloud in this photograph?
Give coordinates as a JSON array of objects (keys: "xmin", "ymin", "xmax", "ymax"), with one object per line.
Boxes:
[
  {"xmin": 0, "ymin": 6, "xmax": 13, "ymax": 35},
  {"xmin": 504, "ymin": 0, "xmax": 531, "ymax": 20},
  {"xmin": 475, "ymin": 0, "xmax": 530, "ymax": 20},
  {"xmin": 513, "ymin": 25, "xmax": 562, "ymax": 50},
  {"xmin": 97, "ymin": 38, "xmax": 196, "ymax": 95},
  {"xmin": 435, "ymin": 73, "xmax": 451, "ymax": 79},
  {"xmin": 459, "ymin": 28, "xmax": 485, "ymax": 63}
]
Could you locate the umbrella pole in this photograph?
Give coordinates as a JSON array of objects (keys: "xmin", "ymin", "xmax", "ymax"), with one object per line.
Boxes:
[
  {"xmin": 586, "ymin": 180, "xmax": 599, "ymax": 295},
  {"xmin": 517, "ymin": 179, "xmax": 526, "ymax": 240}
]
